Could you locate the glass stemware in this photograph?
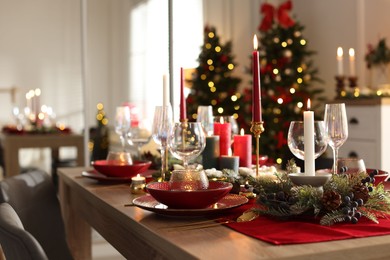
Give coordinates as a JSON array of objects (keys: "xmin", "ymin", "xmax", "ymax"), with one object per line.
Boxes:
[
  {"xmin": 114, "ymin": 106, "xmax": 131, "ymax": 152},
  {"xmin": 196, "ymin": 105, "xmax": 214, "ymax": 136},
  {"xmin": 152, "ymin": 105, "xmax": 173, "ymax": 180},
  {"xmin": 128, "ymin": 118, "xmax": 152, "ymax": 160},
  {"xmin": 324, "ymin": 103, "xmax": 348, "ymax": 175},
  {"xmin": 168, "ymin": 122, "xmax": 206, "ymax": 168},
  {"xmin": 287, "ymin": 120, "xmax": 329, "ymax": 162}
]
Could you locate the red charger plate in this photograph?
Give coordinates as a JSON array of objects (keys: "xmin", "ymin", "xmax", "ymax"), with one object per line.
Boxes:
[
  {"xmin": 91, "ymin": 160, "xmax": 152, "ymax": 177},
  {"xmin": 146, "ymin": 181, "xmax": 233, "ymax": 209}
]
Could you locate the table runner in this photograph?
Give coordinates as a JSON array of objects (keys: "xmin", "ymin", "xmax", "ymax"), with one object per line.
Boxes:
[{"xmin": 225, "ymin": 199, "xmax": 390, "ymax": 245}]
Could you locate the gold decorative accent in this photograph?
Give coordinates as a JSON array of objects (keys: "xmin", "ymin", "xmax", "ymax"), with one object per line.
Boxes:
[{"xmin": 250, "ymin": 121, "xmax": 265, "ymax": 177}]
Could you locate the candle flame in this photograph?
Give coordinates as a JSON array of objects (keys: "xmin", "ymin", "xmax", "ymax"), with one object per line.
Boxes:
[
  {"xmin": 307, "ymin": 99, "xmax": 311, "ymax": 110},
  {"xmin": 253, "ymin": 35, "xmax": 258, "ymax": 50},
  {"xmin": 240, "ymin": 128, "xmax": 245, "ymax": 136},
  {"xmin": 136, "ymin": 173, "xmax": 140, "ymax": 178},
  {"xmin": 349, "ymin": 48, "xmax": 355, "ymax": 57},
  {"xmin": 337, "ymin": 47, "xmax": 343, "ymax": 58},
  {"xmin": 219, "ymin": 116, "xmax": 224, "ymax": 123}
]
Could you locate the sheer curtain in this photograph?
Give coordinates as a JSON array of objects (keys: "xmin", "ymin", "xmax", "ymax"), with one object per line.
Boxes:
[{"xmin": 128, "ymin": 0, "xmax": 203, "ymax": 122}]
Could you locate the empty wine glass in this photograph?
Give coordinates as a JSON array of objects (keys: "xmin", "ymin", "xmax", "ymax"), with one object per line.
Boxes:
[
  {"xmin": 152, "ymin": 105, "xmax": 173, "ymax": 180},
  {"xmin": 114, "ymin": 106, "xmax": 131, "ymax": 152},
  {"xmin": 168, "ymin": 122, "xmax": 206, "ymax": 168},
  {"xmin": 128, "ymin": 118, "xmax": 152, "ymax": 160},
  {"xmin": 288, "ymin": 121, "xmax": 329, "ymax": 161},
  {"xmin": 196, "ymin": 105, "xmax": 214, "ymax": 136},
  {"xmin": 324, "ymin": 103, "xmax": 348, "ymax": 175}
]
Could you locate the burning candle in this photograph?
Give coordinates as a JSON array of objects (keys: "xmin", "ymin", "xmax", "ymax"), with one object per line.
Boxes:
[
  {"xmin": 130, "ymin": 174, "xmax": 146, "ymax": 194},
  {"xmin": 252, "ymin": 35, "xmax": 262, "ymax": 122},
  {"xmin": 349, "ymin": 48, "xmax": 356, "ymax": 77},
  {"xmin": 213, "ymin": 116, "xmax": 231, "ymax": 156},
  {"xmin": 337, "ymin": 47, "xmax": 344, "ymax": 76},
  {"xmin": 233, "ymin": 128, "xmax": 252, "ymax": 167},
  {"xmin": 303, "ymin": 99, "xmax": 315, "ymax": 176},
  {"xmin": 179, "ymin": 67, "xmax": 187, "ymax": 121}
]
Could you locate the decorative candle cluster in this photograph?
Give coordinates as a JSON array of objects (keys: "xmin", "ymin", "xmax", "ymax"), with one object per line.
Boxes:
[{"xmin": 336, "ymin": 46, "xmax": 356, "ymax": 77}]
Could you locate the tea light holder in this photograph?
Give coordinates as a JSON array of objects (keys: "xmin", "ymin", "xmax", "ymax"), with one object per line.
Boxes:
[{"xmin": 130, "ymin": 174, "xmax": 146, "ymax": 194}]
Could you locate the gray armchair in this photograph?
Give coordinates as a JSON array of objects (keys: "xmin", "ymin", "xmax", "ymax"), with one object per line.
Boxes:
[{"xmin": 0, "ymin": 170, "xmax": 73, "ymax": 260}]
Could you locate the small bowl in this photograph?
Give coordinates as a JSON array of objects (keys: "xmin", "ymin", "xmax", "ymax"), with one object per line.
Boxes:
[
  {"xmin": 367, "ymin": 169, "xmax": 389, "ymax": 186},
  {"xmin": 146, "ymin": 181, "xmax": 233, "ymax": 209},
  {"xmin": 91, "ymin": 160, "xmax": 151, "ymax": 177}
]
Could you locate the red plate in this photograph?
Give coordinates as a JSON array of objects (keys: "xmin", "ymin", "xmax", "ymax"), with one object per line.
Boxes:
[
  {"xmin": 82, "ymin": 170, "xmax": 153, "ymax": 183},
  {"xmin": 146, "ymin": 181, "xmax": 233, "ymax": 209},
  {"xmin": 132, "ymin": 194, "xmax": 248, "ymax": 217},
  {"xmin": 91, "ymin": 160, "xmax": 152, "ymax": 177}
]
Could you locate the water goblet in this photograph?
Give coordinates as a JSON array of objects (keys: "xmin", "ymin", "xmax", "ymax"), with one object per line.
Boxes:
[
  {"xmin": 287, "ymin": 121, "xmax": 329, "ymax": 162},
  {"xmin": 106, "ymin": 151, "xmax": 133, "ymax": 165},
  {"xmin": 324, "ymin": 103, "xmax": 348, "ymax": 175},
  {"xmin": 152, "ymin": 105, "xmax": 173, "ymax": 180},
  {"xmin": 114, "ymin": 106, "xmax": 131, "ymax": 152},
  {"xmin": 169, "ymin": 169, "xmax": 209, "ymax": 191},
  {"xmin": 128, "ymin": 118, "xmax": 152, "ymax": 160},
  {"xmin": 168, "ymin": 122, "xmax": 206, "ymax": 168},
  {"xmin": 196, "ymin": 105, "xmax": 214, "ymax": 136}
]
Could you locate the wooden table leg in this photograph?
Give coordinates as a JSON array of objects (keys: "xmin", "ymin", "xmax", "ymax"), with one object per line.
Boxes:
[{"xmin": 59, "ymin": 178, "xmax": 91, "ymax": 260}]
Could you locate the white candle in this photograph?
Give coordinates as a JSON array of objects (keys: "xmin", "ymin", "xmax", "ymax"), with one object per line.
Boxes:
[
  {"xmin": 337, "ymin": 47, "xmax": 344, "ymax": 76},
  {"xmin": 303, "ymin": 99, "xmax": 315, "ymax": 176},
  {"xmin": 132, "ymin": 173, "xmax": 146, "ymax": 182},
  {"xmin": 163, "ymin": 74, "xmax": 169, "ymax": 107},
  {"xmin": 349, "ymin": 48, "xmax": 356, "ymax": 77}
]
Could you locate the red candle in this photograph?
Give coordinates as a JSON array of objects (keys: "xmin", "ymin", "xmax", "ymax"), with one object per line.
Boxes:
[
  {"xmin": 234, "ymin": 128, "xmax": 252, "ymax": 167},
  {"xmin": 213, "ymin": 117, "xmax": 231, "ymax": 156},
  {"xmin": 179, "ymin": 67, "xmax": 187, "ymax": 121},
  {"xmin": 252, "ymin": 35, "xmax": 262, "ymax": 122}
]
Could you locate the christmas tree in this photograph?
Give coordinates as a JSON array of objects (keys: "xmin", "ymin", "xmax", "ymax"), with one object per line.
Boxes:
[
  {"xmin": 186, "ymin": 26, "xmax": 244, "ymax": 125},
  {"xmin": 254, "ymin": 0, "xmax": 324, "ymax": 167},
  {"xmin": 89, "ymin": 103, "xmax": 109, "ymax": 161}
]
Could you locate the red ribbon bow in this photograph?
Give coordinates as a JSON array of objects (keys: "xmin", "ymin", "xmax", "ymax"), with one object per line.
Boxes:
[{"xmin": 258, "ymin": 0, "xmax": 295, "ymax": 32}]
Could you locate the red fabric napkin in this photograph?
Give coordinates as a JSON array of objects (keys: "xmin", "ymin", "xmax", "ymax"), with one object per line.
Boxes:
[{"xmin": 224, "ymin": 199, "xmax": 390, "ymax": 245}]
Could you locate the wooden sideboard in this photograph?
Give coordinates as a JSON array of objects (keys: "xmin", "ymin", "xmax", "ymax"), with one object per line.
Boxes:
[{"xmin": 338, "ymin": 98, "xmax": 390, "ymax": 172}]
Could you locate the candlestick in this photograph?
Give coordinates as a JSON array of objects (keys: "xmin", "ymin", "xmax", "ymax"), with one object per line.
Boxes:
[
  {"xmin": 130, "ymin": 174, "xmax": 146, "ymax": 194},
  {"xmin": 337, "ymin": 47, "xmax": 344, "ymax": 76},
  {"xmin": 250, "ymin": 122, "xmax": 264, "ymax": 177},
  {"xmin": 303, "ymin": 99, "xmax": 315, "ymax": 176},
  {"xmin": 233, "ymin": 128, "xmax": 252, "ymax": 167},
  {"xmin": 179, "ymin": 67, "xmax": 187, "ymax": 122},
  {"xmin": 349, "ymin": 48, "xmax": 356, "ymax": 77},
  {"xmin": 252, "ymin": 35, "xmax": 262, "ymax": 122}
]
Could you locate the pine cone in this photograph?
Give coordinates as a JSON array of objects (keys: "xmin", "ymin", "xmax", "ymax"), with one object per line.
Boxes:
[
  {"xmin": 352, "ymin": 184, "xmax": 370, "ymax": 203},
  {"xmin": 321, "ymin": 190, "xmax": 342, "ymax": 211}
]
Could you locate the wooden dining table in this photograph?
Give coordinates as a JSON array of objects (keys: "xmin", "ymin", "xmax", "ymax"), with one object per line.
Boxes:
[
  {"xmin": 58, "ymin": 167, "xmax": 390, "ymax": 260},
  {"xmin": 0, "ymin": 133, "xmax": 85, "ymax": 176}
]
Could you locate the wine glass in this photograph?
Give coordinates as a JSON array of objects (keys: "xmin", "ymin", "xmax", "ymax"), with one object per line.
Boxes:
[
  {"xmin": 168, "ymin": 122, "xmax": 206, "ymax": 168},
  {"xmin": 287, "ymin": 121, "xmax": 329, "ymax": 161},
  {"xmin": 128, "ymin": 118, "xmax": 152, "ymax": 160},
  {"xmin": 324, "ymin": 103, "xmax": 348, "ymax": 175},
  {"xmin": 114, "ymin": 106, "xmax": 131, "ymax": 152},
  {"xmin": 196, "ymin": 105, "xmax": 214, "ymax": 136},
  {"xmin": 152, "ymin": 105, "xmax": 173, "ymax": 180}
]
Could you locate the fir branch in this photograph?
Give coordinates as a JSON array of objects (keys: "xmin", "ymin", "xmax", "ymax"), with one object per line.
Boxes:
[{"xmin": 320, "ymin": 210, "xmax": 346, "ymax": 226}]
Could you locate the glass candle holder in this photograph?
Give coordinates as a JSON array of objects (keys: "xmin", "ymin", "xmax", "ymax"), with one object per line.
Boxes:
[{"xmin": 130, "ymin": 174, "xmax": 146, "ymax": 194}]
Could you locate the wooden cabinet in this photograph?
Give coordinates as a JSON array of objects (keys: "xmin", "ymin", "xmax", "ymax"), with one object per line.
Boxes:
[{"xmin": 338, "ymin": 98, "xmax": 390, "ymax": 172}]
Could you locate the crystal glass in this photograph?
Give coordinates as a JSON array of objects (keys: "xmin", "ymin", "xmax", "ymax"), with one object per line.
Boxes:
[
  {"xmin": 152, "ymin": 105, "xmax": 173, "ymax": 180},
  {"xmin": 106, "ymin": 151, "xmax": 133, "ymax": 165},
  {"xmin": 168, "ymin": 122, "xmax": 206, "ymax": 168},
  {"xmin": 336, "ymin": 158, "xmax": 366, "ymax": 175},
  {"xmin": 324, "ymin": 103, "xmax": 348, "ymax": 175},
  {"xmin": 169, "ymin": 169, "xmax": 209, "ymax": 191},
  {"xmin": 287, "ymin": 121, "xmax": 328, "ymax": 160},
  {"xmin": 196, "ymin": 105, "xmax": 214, "ymax": 136},
  {"xmin": 128, "ymin": 118, "xmax": 152, "ymax": 160},
  {"xmin": 114, "ymin": 106, "xmax": 131, "ymax": 152}
]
